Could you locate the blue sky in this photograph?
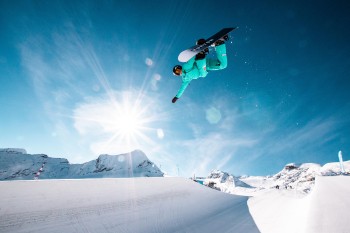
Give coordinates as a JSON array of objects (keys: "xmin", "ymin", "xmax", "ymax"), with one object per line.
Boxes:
[{"xmin": 1, "ymin": 0, "xmax": 350, "ymax": 176}]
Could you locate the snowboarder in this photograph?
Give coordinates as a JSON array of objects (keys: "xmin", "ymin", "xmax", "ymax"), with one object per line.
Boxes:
[{"xmin": 172, "ymin": 36, "xmax": 229, "ymax": 103}]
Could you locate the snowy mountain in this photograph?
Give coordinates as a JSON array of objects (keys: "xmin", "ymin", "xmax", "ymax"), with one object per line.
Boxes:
[
  {"xmin": 0, "ymin": 148, "xmax": 163, "ymax": 180},
  {"xmin": 203, "ymin": 161, "xmax": 350, "ymax": 196},
  {"xmin": 68, "ymin": 150, "xmax": 163, "ymax": 178},
  {"xmin": 203, "ymin": 169, "xmax": 254, "ymax": 194},
  {"xmin": 268, "ymin": 163, "xmax": 320, "ymax": 193},
  {"xmin": 0, "ymin": 148, "xmax": 70, "ymax": 180}
]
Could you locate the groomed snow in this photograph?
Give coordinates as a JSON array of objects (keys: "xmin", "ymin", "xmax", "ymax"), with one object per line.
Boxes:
[
  {"xmin": 0, "ymin": 177, "xmax": 260, "ymax": 233},
  {"xmin": 248, "ymin": 175, "xmax": 350, "ymax": 233}
]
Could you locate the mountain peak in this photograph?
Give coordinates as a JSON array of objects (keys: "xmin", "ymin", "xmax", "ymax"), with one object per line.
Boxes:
[
  {"xmin": 0, "ymin": 148, "xmax": 27, "ymax": 154},
  {"xmin": 0, "ymin": 149, "xmax": 163, "ymax": 180}
]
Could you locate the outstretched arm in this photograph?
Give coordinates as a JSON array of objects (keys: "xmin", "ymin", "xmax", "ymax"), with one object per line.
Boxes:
[
  {"xmin": 172, "ymin": 81, "xmax": 190, "ymax": 103},
  {"xmin": 171, "ymin": 57, "xmax": 196, "ymax": 103}
]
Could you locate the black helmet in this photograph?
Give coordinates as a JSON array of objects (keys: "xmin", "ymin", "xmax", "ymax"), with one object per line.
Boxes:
[{"xmin": 173, "ymin": 65, "xmax": 182, "ymax": 76}]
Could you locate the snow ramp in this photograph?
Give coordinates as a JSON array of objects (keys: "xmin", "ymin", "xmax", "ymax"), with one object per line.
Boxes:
[
  {"xmin": 0, "ymin": 177, "xmax": 260, "ymax": 233},
  {"xmin": 305, "ymin": 176, "xmax": 350, "ymax": 233},
  {"xmin": 248, "ymin": 176, "xmax": 350, "ymax": 233}
]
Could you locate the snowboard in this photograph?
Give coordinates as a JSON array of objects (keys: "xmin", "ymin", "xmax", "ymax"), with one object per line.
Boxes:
[{"xmin": 178, "ymin": 27, "xmax": 236, "ymax": 62}]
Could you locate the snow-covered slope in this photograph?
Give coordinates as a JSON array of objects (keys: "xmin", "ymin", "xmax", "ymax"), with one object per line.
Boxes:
[
  {"xmin": 319, "ymin": 160, "xmax": 350, "ymax": 175},
  {"xmin": 248, "ymin": 176, "xmax": 350, "ymax": 233},
  {"xmin": 0, "ymin": 148, "xmax": 27, "ymax": 154},
  {"xmin": 0, "ymin": 177, "xmax": 260, "ymax": 233},
  {"xmin": 269, "ymin": 163, "xmax": 321, "ymax": 193},
  {"xmin": 0, "ymin": 149, "xmax": 163, "ymax": 180},
  {"xmin": 203, "ymin": 170, "xmax": 255, "ymax": 195},
  {"xmin": 205, "ymin": 161, "xmax": 350, "ymax": 196},
  {"xmin": 305, "ymin": 176, "xmax": 350, "ymax": 232},
  {"xmin": 68, "ymin": 150, "xmax": 163, "ymax": 178},
  {"xmin": 0, "ymin": 149, "xmax": 69, "ymax": 180}
]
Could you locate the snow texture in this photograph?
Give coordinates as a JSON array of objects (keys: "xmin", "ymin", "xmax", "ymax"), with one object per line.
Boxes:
[
  {"xmin": 1, "ymin": 148, "xmax": 350, "ymax": 233},
  {"xmin": 0, "ymin": 177, "xmax": 259, "ymax": 233},
  {"xmin": 248, "ymin": 176, "xmax": 350, "ymax": 233},
  {"xmin": 0, "ymin": 149, "xmax": 163, "ymax": 180}
]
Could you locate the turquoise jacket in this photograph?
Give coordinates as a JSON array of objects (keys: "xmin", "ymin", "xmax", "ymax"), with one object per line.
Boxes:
[{"xmin": 175, "ymin": 44, "xmax": 227, "ymax": 98}]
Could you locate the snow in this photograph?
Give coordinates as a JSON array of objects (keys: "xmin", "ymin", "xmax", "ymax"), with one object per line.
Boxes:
[
  {"xmin": 0, "ymin": 149, "xmax": 163, "ymax": 180},
  {"xmin": 200, "ymin": 164, "xmax": 350, "ymax": 232},
  {"xmin": 248, "ymin": 189, "xmax": 310, "ymax": 233},
  {"xmin": 1, "ymin": 148, "xmax": 350, "ymax": 232},
  {"xmin": 203, "ymin": 169, "xmax": 255, "ymax": 196},
  {"xmin": 0, "ymin": 151, "xmax": 68, "ymax": 180},
  {"xmin": 320, "ymin": 160, "xmax": 350, "ymax": 175},
  {"xmin": 204, "ymin": 161, "xmax": 350, "ymax": 196},
  {"xmin": 0, "ymin": 177, "xmax": 259, "ymax": 233},
  {"xmin": 1, "ymin": 176, "xmax": 349, "ymax": 233},
  {"xmin": 0, "ymin": 148, "xmax": 27, "ymax": 154},
  {"xmin": 305, "ymin": 176, "xmax": 350, "ymax": 232},
  {"xmin": 68, "ymin": 150, "xmax": 163, "ymax": 178},
  {"xmin": 248, "ymin": 175, "xmax": 350, "ymax": 233}
]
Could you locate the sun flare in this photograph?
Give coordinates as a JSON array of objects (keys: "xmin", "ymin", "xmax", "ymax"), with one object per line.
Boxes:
[
  {"xmin": 73, "ymin": 91, "xmax": 163, "ymax": 155},
  {"xmin": 113, "ymin": 106, "xmax": 142, "ymax": 137}
]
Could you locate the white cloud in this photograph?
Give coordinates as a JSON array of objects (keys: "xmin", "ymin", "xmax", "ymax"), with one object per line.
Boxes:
[
  {"xmin": 168, "ymin": 132, "xmax": 258, "ymax": 176},
  {"xmin": 267, "ymin": 117, "xmax": 338, "ymax": 155}
]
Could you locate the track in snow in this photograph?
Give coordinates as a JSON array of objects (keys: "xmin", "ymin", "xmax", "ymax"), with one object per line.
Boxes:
[{"xmin": 0, "ymin": 177, "xmax": 259, "ymax": 233}]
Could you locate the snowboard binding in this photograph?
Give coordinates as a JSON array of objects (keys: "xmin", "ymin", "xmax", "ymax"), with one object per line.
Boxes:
[
  {"xmin": 178, "ymin": 28, "xmax": 235, "ymax": 63},
  {"xmin": 195, "ymin": 38, "xmax": 209, "ymax": 60},
  {"xmin": 213, "ymin": 34, "xmax": 229, "ymax": 46}
]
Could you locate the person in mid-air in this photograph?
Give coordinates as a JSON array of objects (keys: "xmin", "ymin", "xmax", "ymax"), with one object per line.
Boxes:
[{"xmin": 171, "ymin": 36, "xmax": 229, "ymax": 103}]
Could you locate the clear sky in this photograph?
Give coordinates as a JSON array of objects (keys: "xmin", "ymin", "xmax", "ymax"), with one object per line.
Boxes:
[{"xmin": 1, "ymin": 0, "xmax": 350, "ymax": 177}]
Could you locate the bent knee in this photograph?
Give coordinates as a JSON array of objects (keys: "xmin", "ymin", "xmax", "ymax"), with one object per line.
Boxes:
[{"xmin": 219, "ymin": 63, "xmax": 227, "ymax": 69}]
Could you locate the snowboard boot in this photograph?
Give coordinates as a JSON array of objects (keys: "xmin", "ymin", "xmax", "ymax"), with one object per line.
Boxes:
[
  {"xmin": 195, "ymin": 51, "xmax": 206, "ymax": 60},
  {"xmin": 214, "ymin": 34, "xmax": 229, "ymax": 46},
  {"xmin": 196, "ymin": 38, "xmax": 209, "ymax": 54},
  {"xmin": 196, "ymin": 38, "xmax": 206, "ymax": 45}
]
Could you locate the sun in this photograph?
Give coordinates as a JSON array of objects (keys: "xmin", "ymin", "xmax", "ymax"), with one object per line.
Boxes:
[
  {"xmin": 102, "ymin": 91, "xmax": 160, "ymax": 150},
  {"xmin": 72, "ymin": 90, "xmax": 165, "ymax": 155},
  {"xmin": 118, "ymin": 115, "xmax": 138, "ymax": 135},
  {"xmin": 113, "ymin": 105, "xmax": 142, "ymax": 137}
]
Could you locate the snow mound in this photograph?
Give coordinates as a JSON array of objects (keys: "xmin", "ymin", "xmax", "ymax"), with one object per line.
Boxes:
[
  {"xmin": 0, "ymin": 149, "xmax": 163, "ymax": 180},
  {"xmin": 305, "ymin": 176, "xmax": 350, "ymax": 232},
  {"xmin": 248, "ymin": 176, "xmax": 350, "ymax": 233}
]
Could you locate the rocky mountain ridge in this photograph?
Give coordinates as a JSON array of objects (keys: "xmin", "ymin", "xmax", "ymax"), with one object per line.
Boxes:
[{"xmin": 0, "ymin": 148, "xmax": 163, "ymax": 180}]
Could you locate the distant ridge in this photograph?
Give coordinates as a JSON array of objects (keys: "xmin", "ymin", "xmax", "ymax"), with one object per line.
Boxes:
[
  {"xmin": 0, "ymin": 148, "xmax": 163, "ymax": 180},
  {"xmin": 202, "ymin": 161, "xmax": 350, "ymax": 195}
]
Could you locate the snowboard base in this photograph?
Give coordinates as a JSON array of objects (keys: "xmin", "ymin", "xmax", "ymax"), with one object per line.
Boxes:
[{"xmin": 178, "ymin": 27, "xmax": 236, "ymax": 62}]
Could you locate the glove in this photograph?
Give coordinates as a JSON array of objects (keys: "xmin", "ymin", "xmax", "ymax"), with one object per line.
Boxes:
[{"xmin": 172, "ymin": 97, "xmax": 179, "ymax": 103}]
